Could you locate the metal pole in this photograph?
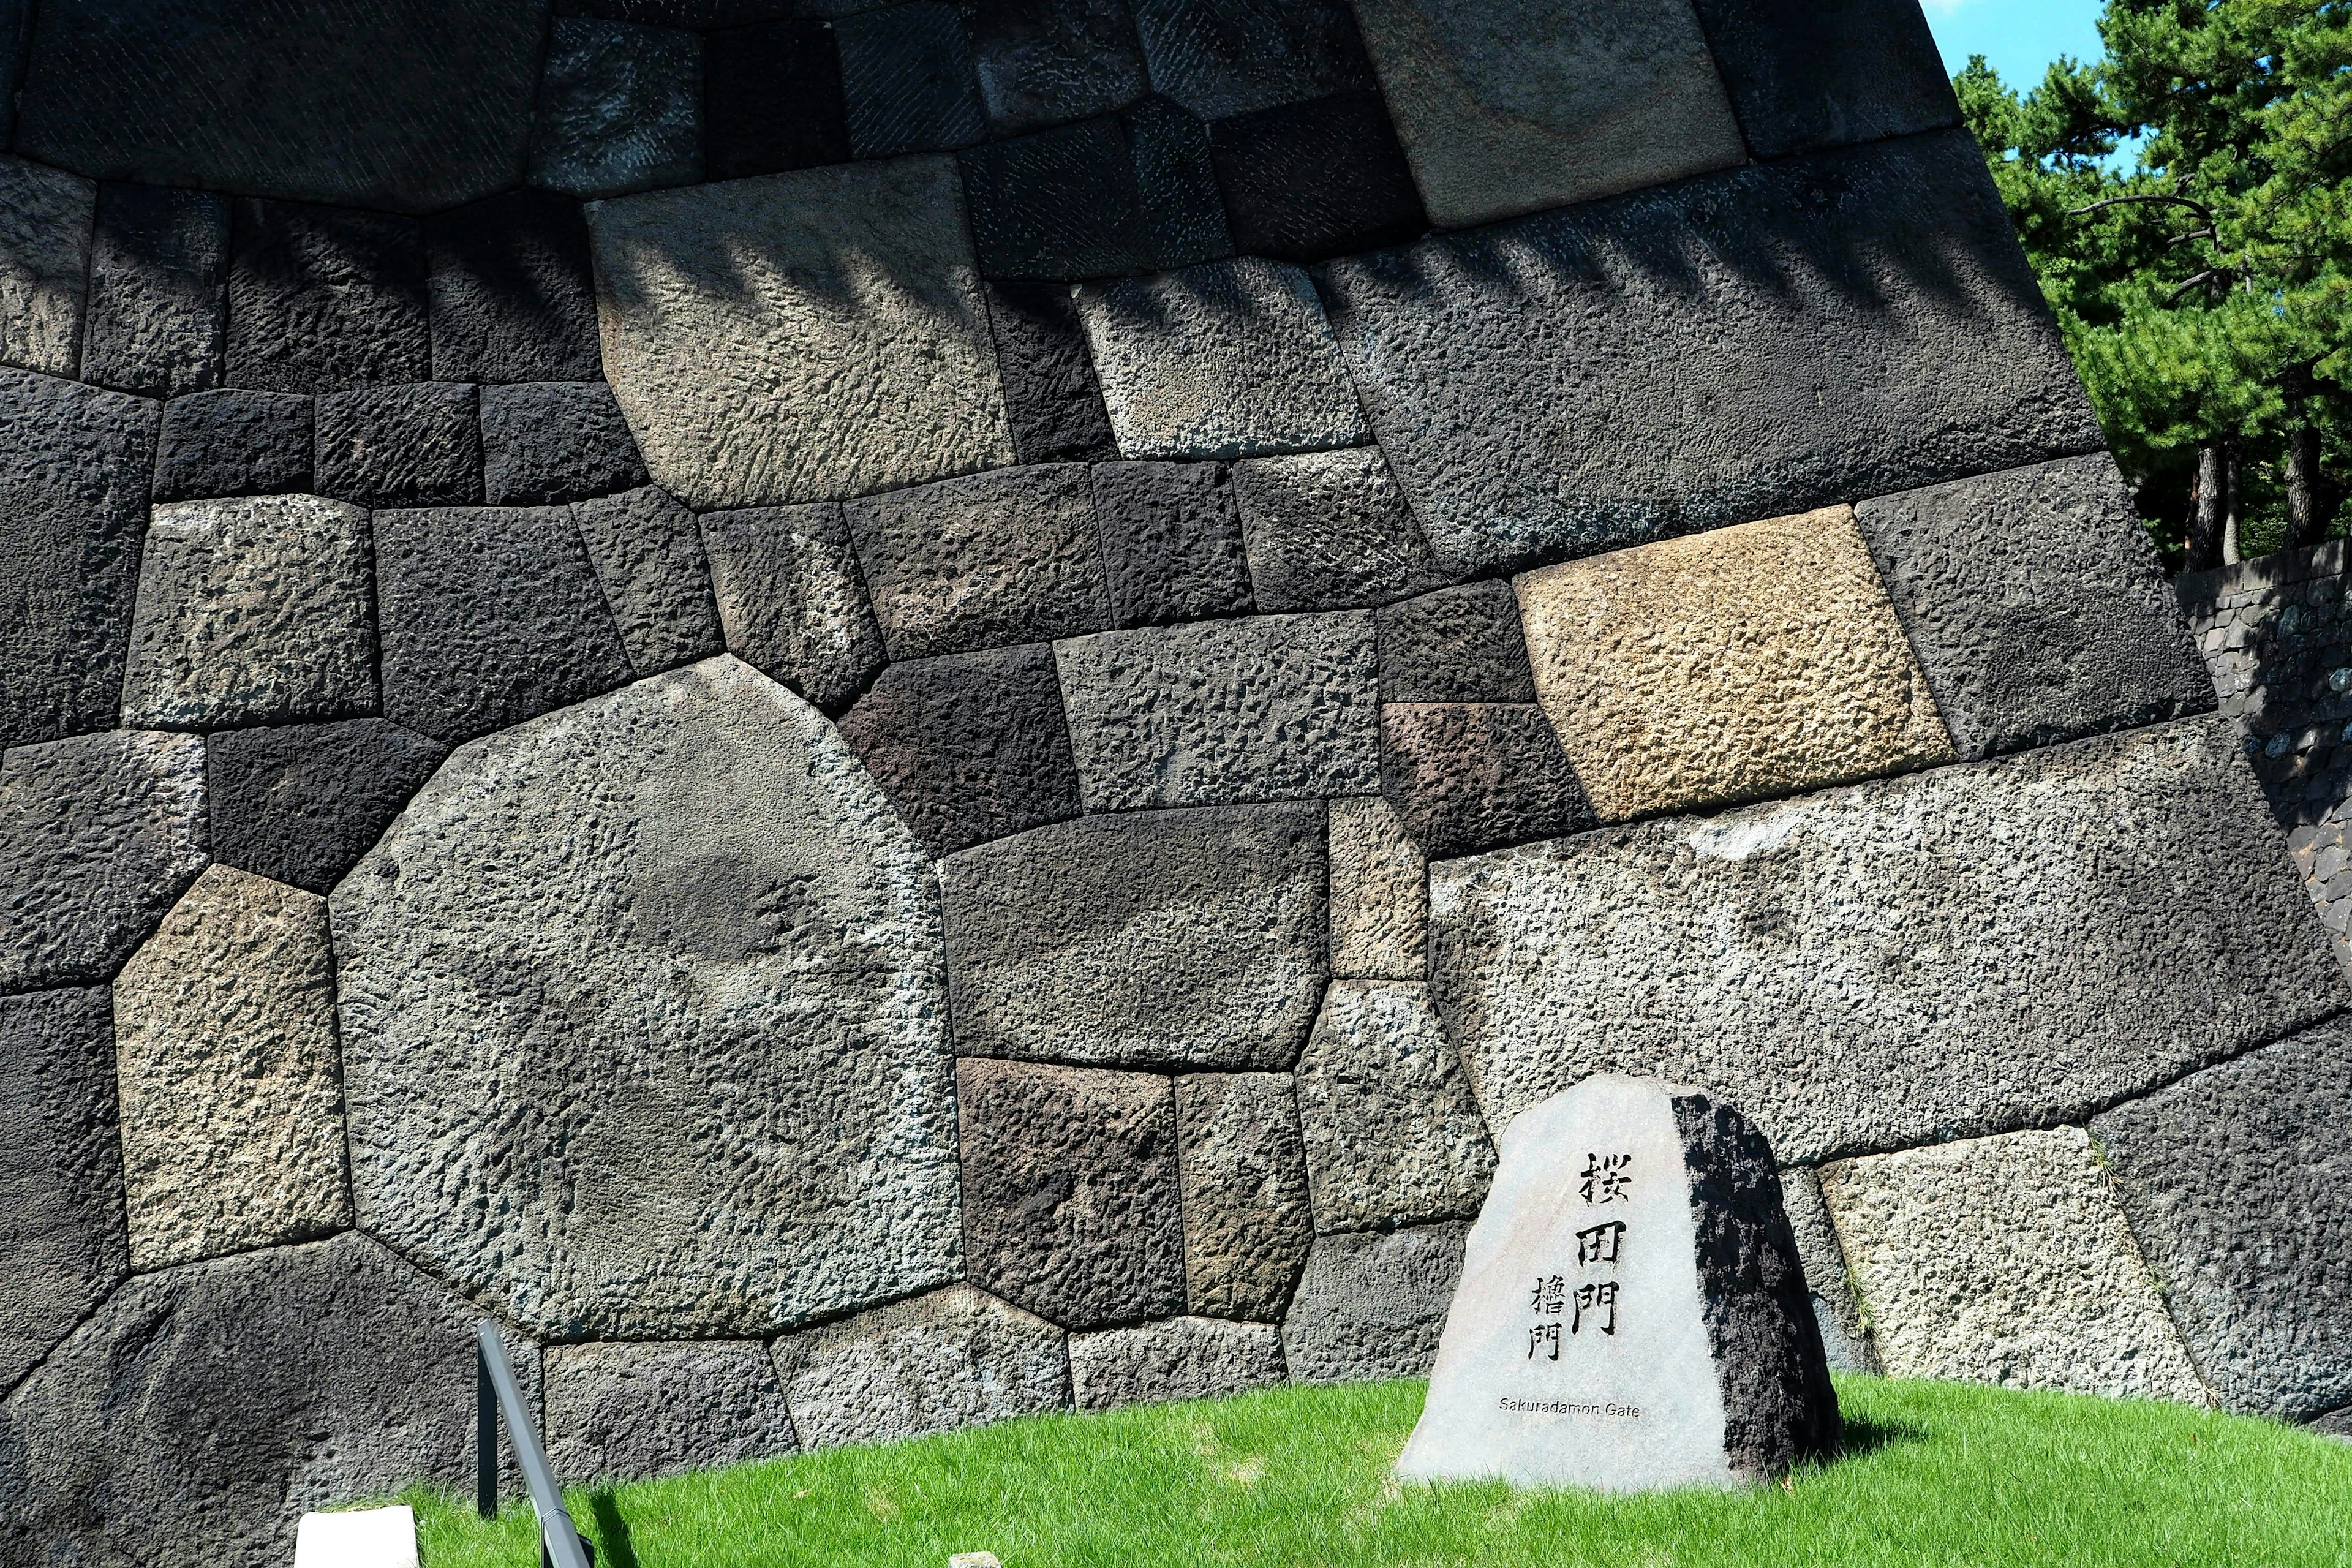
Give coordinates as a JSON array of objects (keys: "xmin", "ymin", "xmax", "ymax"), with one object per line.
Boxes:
[{"xmin": 475, "ymin": 1321, "xmax": 594, "ymax": 1568}]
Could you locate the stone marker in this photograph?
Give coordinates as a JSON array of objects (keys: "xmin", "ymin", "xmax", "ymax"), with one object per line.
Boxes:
[{"xmin": 1396, "ymin": 1075, "xmax": 1836, "ymax": 1492}]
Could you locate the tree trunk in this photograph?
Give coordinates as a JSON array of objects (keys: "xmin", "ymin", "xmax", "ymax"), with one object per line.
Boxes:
[
  {"xmin": 2222, "ymin": 443, "xmax": 2243, "ymax": 565},
  {"xmin": 2188, "ymin": 443, "xmax": 2227, "ymax": 570},
  {"xmin": 2285, "ymin": 364, "xmax": 2326, "ymax": 550}
]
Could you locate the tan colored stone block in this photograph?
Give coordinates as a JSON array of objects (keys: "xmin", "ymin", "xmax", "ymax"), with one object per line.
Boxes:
[
  {"xmin": 1516, "ymin": 505, "xmax": 1953, "ymax": 822},
  {"xmin": 1327, "ymin": 795, "xmax": 1425, "ymax": 979}
]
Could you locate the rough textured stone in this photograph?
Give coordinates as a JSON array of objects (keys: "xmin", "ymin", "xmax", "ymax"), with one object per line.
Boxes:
[
  {"xmin": 1093, "ymin": 458, "xmax": 1252, "ymax": 626},
  {"xmin": 1779, "ymin": 1166, "xmax": 1875, "ymax": 1374},
  {"xmin": 81, "ymin": 182, "xmax": 228, "ymax": 398},
  {"xmin": 1321, "ymin": 131, "xmax": 2103, "ymax": 578},
  {"xmin": 152, "ymin": 388, "xmax": 311, "ymax": 502},
  {"xmin": 703, "ymin": 18, "xmax": 851, "ymax": 179},
  {"xmin": 546, "ymin": 1341, "xmax": 796, "ymax": 1483},
  {"xmin": 941, "ymin": 804, "xmax": 1327, "ymax": 1070},
  {"xmin": 425, "ymin": 187, "xmax": 604, "ymax": 384},
  {"xmin": 1123, "ymin": 93, "xmax": 1232, "ymax": 270},
  {"xmin": 572, "ymin": 484, "xmax": 725, "ymax": 676},
  {"xmin": 0, "ymin": 154, "xmax": 92, "ymax": 377},
  {"xmin": 960, "ymin": 113, "xmax": 1156, "ymax": 280},
  {"xmin": 589, "ymin": 158, "xmax": 1013, "ymax": 508},
  {"xmin": 838, "ymin": 644, "xmax": 1082, "ymax": 857},
  {"xmin": 846, "ymin": 463, "xmax": 1113, "ymax": 660},
  {"xmin": 968, "ymin": 0, "xmax": 1150, "ymax": 133},
  {"xmin": 1430, "ymin": 718, "xmax": 2348, "ymax": 1164},
  {"xmin": 119, "ymin": 495, "xmax": 377, "ymax": 729},
  {"xmin": 1174, "ymin": 1071, "xmax": 1313, "ymax": 1320},
  {"xmin": 1233, "ymin": 446, "xmax": 1444, "ymax": 611},
  {"xmin": 1283, "ymin": 1221, "xmax": 1466, "ymax": 1382},
  {"xmin": 1689, "ymin": 0, "xmax": 1959, "ymax": 160},
  {"xmin": 333, "ymin": 658, "xmax": 959, "ymax": 1337},
  {"xmin": 0, "ymin": 729, "xmax": 207, "ymax": 993},
  {"xmin": 481, "ymin": 380, "xmax": 650, "ymax": 505},
  {"xmin": 2092, "ymin": 1021, "xmax": 2352, "ymax": 1419},
  {"xmin": 13, "ymin": 0, "xmax": 545, "ymax": 213},
  {"xmin": 1057, "ymin": 611, "xmax": 1379, "ymax": 810},
  {"xmin": 1329, "ymin": 795, "xmax": 1425, "ymax": 978},
  {"xmin": 0, "ymin": 369, "xmax": 160, "ymax": 748},
  {"xmin": 1517, "ymin": 506, "xmax": 1955, "ymax": 823},
  {"xmin": 959, "ymin": 1058, "xmax": 1186, "ymax": 1330},
  {"xmin": 0, "ymin": 987, "xmax": 124, "ymax": 1395},
  {"xmin": 225, "ymin": 200, "xmax": 428, "ymax": 393},
  {"xmin": 1077, "ymin": 257, "xmax": 1368, "ymax": 460},
  {"xmin": 839, "ymin": 1, "xmax": 987, "ymax": 156},
  {"xmin": 1379, "ymin": 703, "xmax": 1594, "ymax": 861},
  {"xmin": 699, "ymin": 503, "xmax": 887, "ymax": 713},
  {"xmin": 1207, "ymin": 90, "xmax": 1427, "ymax": 262},
  {"xmin": 1295, "ymin": 982, "xmax": 1492, "ymax": 1232},
  {"xmin": 1853, "ymin": 453, "xmax": 2215, "ymax": 763},
  {"xmin": 374, "ymin": 505, "xmax": 634, "ymax": 744},
  {"xmin": 111, "ymin": 865, "xmax": 350, "ymax": 1271},
  {"xmin": 314, "ymin": 382, "xmax": 484, "ymax": 509},
  {"xmin": 530, "ymin": 18, "xmax": 703, "ymax": 200},
  {"xmin": 0, "ymin": 1235, "xmax": 533, "ymax": 1568},
  {"xmin": 1131, "ymin": 0, "xmax": 1376, "ymax": 119},
  {"xmin": 1820, "ymin": 1128, "xmax": 2206, "ymax": 1403},
  {"xmin": 1070, "ymin": 1316, "xmax": 1287, "ymax": 1409},
  {"xmin": 206, "ymin": 719, "xmax": 448, "ymax": 896},
  {"xmin": 985, "ymin": 279, "xmax": 1117, "ymax": 465},
  {"xmin": 771, "ymin": 1284, "xmax": 1069, "ymax": 1449},
  {"xmin": 1376, "ymin": 580, "xmax": 1536, "ymax": 703}
]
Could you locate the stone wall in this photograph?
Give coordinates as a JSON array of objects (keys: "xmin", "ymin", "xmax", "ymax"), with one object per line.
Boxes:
[{"xmin": 0, "ymin": 3, "xmax": 2346, "ymax": 1563}]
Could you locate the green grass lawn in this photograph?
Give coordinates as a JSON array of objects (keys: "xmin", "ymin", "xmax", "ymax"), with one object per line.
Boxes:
[{"xmin": 405, "ymin": 1372, "xmax": 2352, "ymax": 1568}]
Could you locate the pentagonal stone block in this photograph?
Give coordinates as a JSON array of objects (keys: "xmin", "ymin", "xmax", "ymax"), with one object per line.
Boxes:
[
  {"xmin": 530, "ymin": 18, "xmax": 703, "ymax": 200},
  {"xmin": 959, "ymin": 1058, "xmax": 1186, "ymax": 1330},
  {"xmin": 1093, "ymin": 458, "xmax": 1253, "ymax": 626},
  {"xmin": 1820, "ymin": 1128, "xmax": 2204, "ymax": 1402},
  {"xmin": 118, "ymin": 495, "xmax": 377, "ymax": 729},
  {"xmin": 968, "ymin": 0, "xmax": 1150, "ymax": 133},
  {"xmin": 590, "ymin": 157, "xmax": 1013, "ymax": 509},
  {"xmin": 573, "ymin": 484, "xmax": 725, "ymax": 677},
  {"xmin": 1174, "ymin": 1071, "xmax": 1313, "ymax": 1319},
  {"xmin": 225, "ymin": 200, "xmax": 428, "ymax": 393},
  {"xmin": 1329, "ymin": 794, "xmax": 1425, "ymax": 979},
  {"xmin": 112, "ymin": 866, "xmax": 350, "ymax": 1270},
  {"xmin": 1283, "ymin": 1221, "xmax": 1466, "ymax": 1383},
  {"xmin": 0, "ymin": 154, "xmax": 92, "ymax": 377},
  {"xmin": 81, "ymin": 182, "xmax": 228, "ymax": 398},
  {"xmin": 2092, "ymin": 1020, "xmax": 2352, "ymax": 1419},
  {"xmin": 1322, "ymin": 132, "xmax": 2103, "ymax": 578},
  {"xmin": 1376, "ymin": 580, "xmax": 1535, "ymax": 703},
  {"xmin": 699, "ymin": 503, "xmax": 886, "ymax": 714},
  {"xmin": 960, "ymin": 113, "xmax": 1155, "ymax": 281},
  {"xmin": 1380, "ymin": 701, "xmax": 1593, "ymax": 860},
  {"xmin": 941, "ymin": 804, "xmax": 1327, "ymax": 1070},
  {"xmin": 152, "ymin": 388, "xmax": 311, "ymax": 502},
  {"xmin": 1057, "ymin": 611, "xmax": 1379, "ymax": 810},
  {"xmin": 206, "ymin": 719, "xmax": 448, "ymax": 896},
  {"xmin": 481, "ymin": 381, "xmax": 649, "ymax": 505},
  {"xmin": 314, "ymin": 382, "xmax": 484, "ymax": 509},
  {"xmin": 1430, "ymin": 717, "xmax": 2350, "ymax": 1165},
  {"xmin": 703, "ymin": 19, "xmax": 851, "ymax": 179},
  {"xmin": 1207, "ymin": 90, "xmax": 1425, "ymax": 263},
  {"xmin": 771, "ymin": 1284, "xmax": 1068, "ymax": 1449},
  {"xmin": 1295, "ymin": 981, "xmax": 1492, "ymax": 1232},
  {"xmin": 846, "ymin": 462, "xmax": 1113, "ymax": 660},
  {"xmin": 838, "ymin": 643, "xmax": 1082, "ymax": 857},
  {"xmin": 0, "ymin": 729, "xmax": 206, "ymax": 993},
  {"xmin": 1689, "ymin": 0, "xmax": 1959, "ymax": 160},
  {"xmin": 839, "ymin": 1, "xmax": 987, "ymax": 156},
  {"xmin": 1517, "ymin": 506, "xmax": 1954, "ymax": 823},
  {"xmin": 985, "ymin": 279, "xmax": 1117, "ymax": 465},
  {"xmin": 1077, "ymin": 257, "xmax": 1368, "ymax": 460},
  {"xmin": 0, "ymin": 369, "xmax": 160, "ymax": 748},
  {"xmin": 1232, "ymin": 446, "xmax": 1444, "ymax": 612},
  {"xmin": 333, "ymin": 658, "xmax": 958, "ymax": 1337},
  {"xmin": 546, "ymin": 1341, "xmax": 796, "ymax": 1483},
  {"xmin": 1131, "ymin": 0, "xmax": 1376, "ymax": 119},
  {"xmin": 0, "ymin": 987, "xmax": 124, "ymax": 1394},
  {"xmin": 1779, "ymin": 1166, "xmax": 1875, "ymax": 1373},
  {"xmin": 425, "ymin": 187, "xmax": 603, "ymax": 384},
  {"xmin": 0, "ymin": 1235, "xmax": 535, "ymax": 1568},
  {"xmin": 1853, "ymin": 453, "xmax": 2215, "ymax": 763},
  {"xmin": 1123, "ymin": 94, "xmax": 1232, "ymax": 270},
  {"xmin": 374, "ymin": 505, "xmax": 633, "ymax": 744},
  {"xmin": 1071, "ymin": 1316, "xmax": 1286, "ymax": 1409}
]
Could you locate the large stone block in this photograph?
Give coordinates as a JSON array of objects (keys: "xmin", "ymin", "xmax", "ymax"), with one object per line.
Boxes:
[
  {"xmin": 1430, "ymin": 718, "xmax": 2349, "ymax": 1164},
  {"xmin": 1130, "ymin": 0, "xmax": 1376, "ymax": 119},
  {"xmin": 333, "ymin": 658, "xmax": 959, "ymax": 1338},
  {"xmin": 1070, "ymin": 1316, "xmax": 1287, "ymax": 1409},
  {"xmin": 0, "ymin": 729, "xmax": 207, "ymax": 993},
  {"xmin": 589, "ymin": 157, "xmax": 1014, "ymax": 509},
  {"xmin": 1283, "ymin": 1221, "xmax": 1466, "ymax": 1383},
  {"xmin": 1820, "ymin": 1128, "xmax": 2206, "ymax": 1402},
  {"xmin": 698, "ymin": 502, "xmax": 887, "ymax": 713},
  {"xmin": 118, "ymin": 495, "xmax": 377, "ymax": 730},
  {"xmin": 703, "ymin": 18, "xmax": 853, "ymax": 179},
  {"xmin": 2092, "ymin": 1020, "xmax": 2352, "ymax": 1419},
  {"xmin": 1853, "ymin": 453, "xmax": 2215, "ymax": 763},
  {"xmin": 959, "ymin": 1058, "xmax": 1186, "ymax": 1330},
  {"xmin": 1328, "ymin": 794, "xmax": 1426, "ymax": 979},
  {"xmin": 546, "ymin": 1341, "xmax": 796, "ymax": 1483},
  {"xmin": 1232, "ymin": 446, "xmax": 1444, "ymax": 612},
  {"xmin": 481, "ymin": 380, "xmax": 650, "ymax": 505},
  {"xmin": 111, "ymin": 866, "xmax": 350, "ymax": 1271},
  {"xmin": 968, "ymin": 0, "xmax": 1150, "ymax": 133},
  {"xmin": 224, "ymin": 200, "xmax": 429, "ymax": 393},
  {"xmin": 0, "ymin": 987, "xmax": 124, "ymax": 1394},
  {"xmin": 1378, "ymin": 701, "xmax": 1594, "ymax": 860},
  {"xmin": 151, "ymin": 388, "xmax": 311, "ymax": 503},
  {"xmin": 0, "ymin": 155, "xmax": 94, "ymax": 377},
  {"xmin": 81, "ymin": 182, "xmax": 229, "ymax": 399},
  {"xmin": 1517, "ymin": 505, "xmax": 1954, "ymax": 823},
  {"xmin": 1174, "ymin": 1071, "xmax": 1313, "ymax": 1319},
  {"xmin": 206, "ymin": 718, "xmax": 448, "ymax": 896},
  {"xmin": 314, "ymin": 382, "xmax": 485, "ymax": 509},
  {"xmin": 571, "ymin": 484, "xmax": 726, "ymax": 677},
  {"xmin": 960, "ymin": 112, "xmax": 1159, "ymax": 281},
  {"xmin": 1055, "ymin": 611, "xmax": 1379, "ymax": 810},
  {"xmin": 1123, "ymin": 94, "xmax": 1232, "ymax": 270},
  {"xmin": 530, "ymin": 18, "xmax": 704, "ymax": 200},
  {"xmin": 1091, "ymin": 458, "xmax": 1253, "ymax": 627},
  {"xmin": 424, "ymin": 187, "xmax": 604, "ymax": 384},
  {"xmin": 940, "ymin": 804, "xmax": 1328, "ymax": 1070},
  {"xmin": 837, "ymin": 1, "xmax": 988, "ymax": 156},
  {"xmin": 1689, "ymin": 0, "xmax": 1959, "ymax": 160},
  {"xmin": 1295, "ymin": 982, "xmax": 1492, "ymax": 1233},
  {"xmin": 1207, "ymin": 89, "xmax": 1427, "ymax": 263},
  {"xmin": 771, "ymin": 1284, "xmax": 1069, "ymax": 1449},
  {"xmin": 985, "ymin": 279, "xmax": 1117, "ymax": 464},
  {"xmin": 1320, "ymin": 131, "xmax": 2103, "ymax": 578},
  {"xmin": 1376, "ymin": 580, "xmax": 1536, "ymax": 703}
]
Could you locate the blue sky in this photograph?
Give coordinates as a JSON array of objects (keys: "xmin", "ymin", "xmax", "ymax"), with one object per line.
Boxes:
[{"xmin": 1920, "ymin": 0, "xmax": 2110, "ymax": 89}]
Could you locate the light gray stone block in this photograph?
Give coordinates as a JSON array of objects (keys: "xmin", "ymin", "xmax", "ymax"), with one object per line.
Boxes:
[
  {"xmin": 530, "ymin": 18, "xmax": 703, "ymax": 200},
  {"xmin": 1430, "ymin": 718, "xmax": 2349, "ymax": 1164},
  {"xmin": 1070, "ymin": 1317, "xmax": 1287, "ymax": 1410},
  {"xmin": 0, "ymin": 155, "xmax": 93, "ymax": 377},
  {"xmin": 1328, "ymin": 794, "xmax": 1426, "ymax": 979},
  {"xmin": 1295, "ymin": 981, "xmax": 1493, "ymax": 1234},
  {"xmin": 772, "ymin": 1284, "xmax": 1069, "ymax": 1449},
  {"xmin": 1283, "ymin": 1221, "xmax": 1466, "ymax": 1384},
  {"xmin": 1232, "ymin": 445, "xmax": 1444, "ymax": 612},
  {"xmin": 0, "ymin": 986, "xmax": 124, "ymax": 1395},
  {"xmin": 571, "ymin": 484, "xmax": 725, "ymax": 677},
  {"xmin": 546, "ymin": 1340, "xmax": 796, "ymax": 1483},
  {"xmin": 699, "ymin": 502, "xmax": 888, "ymax": 714},
  {"xmin": 1175, "ymin": 1071, "xmax": 1313, "ymax": 1320},
  {"xmin": 332, "ymin": 657, "xmax": 959, "ymax": 1339},
  {"xmin": 1779, "ymin": 1166, "xmax": 1874, "ymax": 1374}
]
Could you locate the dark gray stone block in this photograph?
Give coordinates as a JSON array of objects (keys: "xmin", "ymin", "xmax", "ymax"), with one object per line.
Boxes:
[
  {"xmin": 968, "ymin": 0, "xmax": 1150, "ymax": 134},
  {"xmin": 1232, "ymin": 447, "xmax": 1445, "ymax": 611},
  {"xmin": 152, "ymin": 390, "xmax": 312, "ymax": 503},
  {"xmin": 206, "ymin": 719, "xmax": 449, "ymax": 896},
  {"xmin": 839, "ymin": 2, "xmax": 987, "ymax": 156},
  {"xmin": 961, "ymin": 114, "xmax": 1152, "ymax": 280},
  {"xmin": 1853, "ymin": 453, "xmax": 2215, "ymax": 763},
  {"xmin": 1283, "ymin": 1220, "xmax": 1464, "ymax": 1382},
  {"xmin": 985, "ymin": 280, "xmax": 1117, "ymax": 465},
  {"xmin": 958, "ymin": 1058, "xmax": 1187, "ymax": 1330},
  {"xmin": 1380, "ymin": 702, "xmax": 1594, "ymax": 860},
  {"xmin": 558, "ymin": 0, "xmax": 794, "ymax": 22},
  {"xmin": 530, "ymin": 17, "xmax": 704, "ymax": 200},
  {"xmin": 704, "ymin": 19, "xmax": 852, "ymax": 178},
  {"xmin": 1121, "ymin": 94, "xmax": 1231, "ymax": 270},
  {"xmin": 699, "ymin": 502, "xmax": 887, "ymax": 713},
  {"xmin": 1131, "ymin": 0, "xmax": 1376, "ymax": 119},
  {"xmin": 314, "ymin": 383, "xmax": 483, "ymax": 509},
  {"xmin": 481, "ymin": 381, "xmax": 650, "ymax": 505},
  {"xmin": 80, "ymin": 183, "xmax": 228, "ymax": 398},
  {"xmin": 0, "ymin": 369, "xmax": 159, "ymax": 748},
  {"xmin": 1092, "ymin": 459, "xmax": 1253, "ymax": 627},
  {"xmin": 1376, "ymin": 581, "xmax": 1536, "ymax": 703},
  {"xmin": 224, "ymin": 200, "xmax": 429, "ymax": 394},
  {"xmin": 374, "ymin": 505, "xmax": 636, "ymax": 744},
  {"xmin": 1320, "ymin": 130, "xmax": 2103, "ymax": 578},
  {"xmin": 1208, "ymin": 89, "xmax": 1426, "ymax": 263},
  {"xmin": 425, "ymin": 187, "xmax": 603, "ymax": 385},
  {"xmin": 572, "ymin": 485, "xmax": 725, "ymax": 677},
  {"xmin": 0, "ymin": 0, "xmax": 27, "ymax": 145},
  {"xmin": 837, "ymin": 643, "xmax": 1082, "ymax": 857},
  {"xmin": 1690, "ymin": 0, "xmax": 1959, "ymax": 161},
  {"xmin": 0, "ymin": 987, "xmax": 124, "ymax": 1396},
  {"xmin": 546, "ymin": 1340, "xmax": 796, "ymax": 1483}
]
